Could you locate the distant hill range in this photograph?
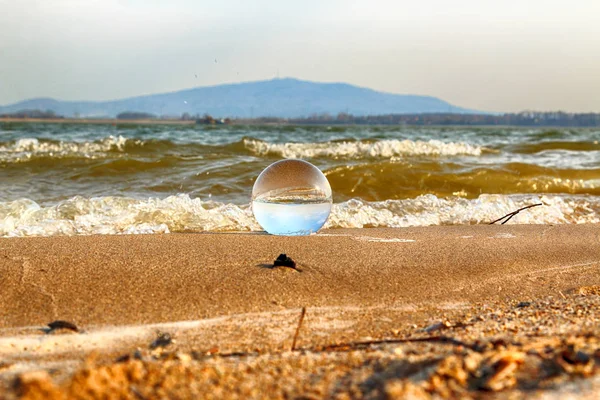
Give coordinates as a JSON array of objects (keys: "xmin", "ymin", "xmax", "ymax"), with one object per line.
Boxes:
[{"xmin": 0, "ymin": 78, "xmax": 480, "ymax": 118}]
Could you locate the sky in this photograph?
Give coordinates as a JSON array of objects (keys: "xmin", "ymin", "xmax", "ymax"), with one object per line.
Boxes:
[{"xmin": 1, "ymin": 0, "xmax": 599, "ymax": 113}]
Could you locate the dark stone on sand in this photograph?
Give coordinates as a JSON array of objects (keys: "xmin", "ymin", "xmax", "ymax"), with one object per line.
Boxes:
[
  {"xmin": 47, "ymin": 320, "xmax": 79, "ymax": 332},
  {"xmin": 516, "ymin": 301, "xmax": 532, "ymax": 308},
  {"xmin": 150, "ymin": 332, "xmax": 173, "ymax": 349},
  {"xmin": 561, "ymin": 345, "xmax": 591, "ymax": 365},
  {"xmin": 115, "ymin": 350, "xmax": 144, "ymax": 363},
  {"xmin": 274, "ymin": 254, "xmax": 296, "ymax": 269}
]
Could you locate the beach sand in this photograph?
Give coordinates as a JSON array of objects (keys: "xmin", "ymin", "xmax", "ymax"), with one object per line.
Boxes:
[{"xmin": 1, "ymin": 224, "xmax": 599, "ymax": 398}]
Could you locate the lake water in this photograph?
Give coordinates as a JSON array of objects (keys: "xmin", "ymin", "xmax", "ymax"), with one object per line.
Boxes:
[{"xmin": 1, "ymin": 122, "xmax": 599, "ymax": 236}]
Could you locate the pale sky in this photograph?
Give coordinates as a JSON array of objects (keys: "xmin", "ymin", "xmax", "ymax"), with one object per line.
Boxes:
[{"xmin": 1, "ymin": 0, "xmax": 599, "ymax": 112}]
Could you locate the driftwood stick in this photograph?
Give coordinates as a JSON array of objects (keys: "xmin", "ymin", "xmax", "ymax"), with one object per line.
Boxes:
[
  {"xmin": 199, "ymin": 334, "xmax": 474, "ymax": 360},
  {"xmin": 291, "ymin": 307, "xmax": 307, "ymax": 351},
  {"xmin": 201, "ymin": 331, "xmax": 600, "ymax": 360},
  {"xmin": 489, "ymin": 203, "xmax": 543, "ymax": 225},
  {"xmin": 317, "ymin": 335, "xmax": 476, "ymax": 352}
]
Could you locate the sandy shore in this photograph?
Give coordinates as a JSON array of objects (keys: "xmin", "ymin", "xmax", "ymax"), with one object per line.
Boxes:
[{"xmin": 1, "ymin": 225, "xmax": 599, "ymax": 398}]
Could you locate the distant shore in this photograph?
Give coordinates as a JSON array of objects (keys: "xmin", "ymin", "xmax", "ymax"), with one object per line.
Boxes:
[
  {"xmin": 0, "ymin": 117, "xmax": 196, "ymax": 126},
  {"xmin": 0, "ymin": 117, "xmax": 294, "ymax": 126},
  {"xmin": 2, "ymin": 115, "xmax": 600, "ymax": 128}
]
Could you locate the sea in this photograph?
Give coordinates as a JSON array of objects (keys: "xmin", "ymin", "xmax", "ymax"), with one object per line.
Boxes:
[{"xmin": 1, "ymin": 122, "xmax": 599, "ymax": 236}]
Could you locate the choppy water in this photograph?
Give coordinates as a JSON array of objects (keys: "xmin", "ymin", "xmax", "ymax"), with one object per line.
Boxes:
[{"xmin": 1, "ymin": 122, "xmax": 599, "ymax": 236}]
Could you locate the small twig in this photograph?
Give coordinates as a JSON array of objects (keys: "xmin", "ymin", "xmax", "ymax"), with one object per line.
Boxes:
[
  {"xmin": 489, "ymin": 203, "xmax": 543, "ymax": 225},
  {"xmin": 291, "ymin": 307, "xmax": 307, "ymax": 351},
  {"xmin": 193, "ymin": 350, "xmax": 260, "ymax": 360},
  {"xmin": 558, "ymin": 290, "xmax": 566, "ymax": 299}
]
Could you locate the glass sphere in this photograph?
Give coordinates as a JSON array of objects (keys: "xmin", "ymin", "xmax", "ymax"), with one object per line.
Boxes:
[{"xmin": 252, "ymin": 159, "xmax": 332, "ymax": 236}]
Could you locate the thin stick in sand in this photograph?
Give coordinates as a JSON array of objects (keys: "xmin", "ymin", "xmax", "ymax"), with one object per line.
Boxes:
[
  {"xmin": 489, "ymin": 203, "xmax": 543, "ymax": 225},
  {"xmin": 291, "ymin": 307, "xmax": 306, "ymax": 351}
]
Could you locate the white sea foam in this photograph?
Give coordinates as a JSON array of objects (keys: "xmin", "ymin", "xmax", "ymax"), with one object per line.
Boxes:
[
  {"xmin": 0, "ymin": 136, "xmax": 133, "ymax": 162},
  {"xmin": 243, "ymin": 138, "xmax": 484, "ymax": 159},
  {"xmin": 1, "ymin": 194, "xmax": 598, "ymax": 237},
  {"xmin": 0, "ymin": 195, "xmax": 259, "ymax": 237},
  {"xmin": 327, "ymin": 194, "xmax": 600, "ymax": 228}
]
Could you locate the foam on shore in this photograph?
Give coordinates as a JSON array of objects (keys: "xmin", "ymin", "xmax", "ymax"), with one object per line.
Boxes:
[{"xmin": 1, "ymin": 193, "xmax": 598, "ymax": 237}]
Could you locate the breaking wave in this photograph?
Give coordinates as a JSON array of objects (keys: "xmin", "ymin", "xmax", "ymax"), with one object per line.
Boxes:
[
  {"xmin": 0, "ymin": 136, "xmax": 135, "ymax": 162},
  {"xmin": 243, "ymin": 138, "xmax": 486, "ymax": 159},
  {"xmin": 1, "ymin": 136, "xmax": 486, "ymax": 163},
  {"xmin": 1, "ymin": 193, "xmax": 597, "ymax": 237}
]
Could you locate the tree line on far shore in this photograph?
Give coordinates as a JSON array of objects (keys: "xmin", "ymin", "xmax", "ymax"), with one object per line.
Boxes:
[
  {"xmin": 0, "ymin": 109, "xmax": 64, "ymax": 119},
  {"xmin": 2, "ymin": 109, "xmax": 600, "ymax": 127},
  {"xmin": 257, "ymin": 111, "xmax": 600, "ymax": 127}
]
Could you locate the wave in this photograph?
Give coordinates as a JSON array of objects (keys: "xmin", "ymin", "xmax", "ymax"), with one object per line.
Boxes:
[
  {"xmin": 0, "ymin": 136, "xmax": 135, "ymax": 162},
  {"xmin": 243, "ymin": 138, "xmax": 486, "ymax": 159},
  {"xmin": 1, "ymin": 193, "xmax": 597, "ymax": 237},
  {"xmin": 8, "ymin": 136, "xmax": 599, "ymax": 165},
  {"xmin": 0, "ymin": 135, "xmax": 235, "ymax": 164},
  {"xmin": 0, "ymin": 136, "xmax": 487, "ymax": 165},
  {"xmin": 2, "ymin": 135, "xmax": 599, "ymax": 205},
  {"xmin": 325, "ymin": 162, "xmax": 600, "ymax": 199},
  {"xmin": 509, "ymin": 140, "xmax": 600, "ymax": 154},
  {"xmin": 0, "ymin": 195, "xmax": 258, "ymax": 237}
]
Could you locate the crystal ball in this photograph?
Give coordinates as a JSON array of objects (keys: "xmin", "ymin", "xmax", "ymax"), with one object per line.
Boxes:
[{"xmin": 252, "ymin": 159, "xmax": 332, "ymax": 236}]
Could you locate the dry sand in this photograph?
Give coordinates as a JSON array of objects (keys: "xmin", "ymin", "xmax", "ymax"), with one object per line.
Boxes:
[{"xmin": 1, "ymin": 225, "xmax": 599, "ymax": 398}]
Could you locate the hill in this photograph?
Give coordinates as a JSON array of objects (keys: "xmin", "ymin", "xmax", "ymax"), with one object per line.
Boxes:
[{"xmin": 0, "ymin": 78, "xmax": 481, "ymax": 118}]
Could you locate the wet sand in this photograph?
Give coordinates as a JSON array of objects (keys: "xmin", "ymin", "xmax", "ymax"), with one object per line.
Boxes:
[{"xmin": 1, "ymin": 225, "xmax": 599, "ymax": 398}]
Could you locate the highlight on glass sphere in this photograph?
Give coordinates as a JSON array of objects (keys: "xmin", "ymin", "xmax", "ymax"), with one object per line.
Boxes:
[{"xmin": 252, "ymin": 159, "xmax": 333, "ymax": 236}]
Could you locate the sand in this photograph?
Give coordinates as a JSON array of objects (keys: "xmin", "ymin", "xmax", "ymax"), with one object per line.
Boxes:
[{"xmin": 1, "ymin": 224, "xmax": 599, "ymax": 398}]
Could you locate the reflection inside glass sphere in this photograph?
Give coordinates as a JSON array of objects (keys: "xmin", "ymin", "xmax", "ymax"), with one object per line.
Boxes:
[{"xmin": 252, "ymin": 159, "xmax": 332, "ymax": 236}]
